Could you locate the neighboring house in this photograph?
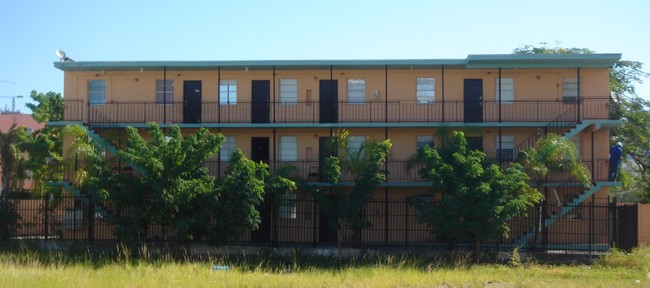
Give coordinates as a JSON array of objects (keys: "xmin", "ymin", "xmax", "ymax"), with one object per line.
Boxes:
[
  {"xmin": 51, "ymin": 54, "xmax": 621, "ymax": 248},
  {"xmin": 0, "ymin": 113, "xmax": 45, "ymax": 192}
]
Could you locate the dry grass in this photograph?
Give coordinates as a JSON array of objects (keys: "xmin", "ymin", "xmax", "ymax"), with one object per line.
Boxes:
[{"xmin": 0, "ymin": 245, "xmax": 648, "ymax": 287}]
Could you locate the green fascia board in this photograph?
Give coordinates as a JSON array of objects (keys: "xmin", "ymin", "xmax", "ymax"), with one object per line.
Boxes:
[
  {"xmin": 65, "ymin": 122, "xmax": 560, "ymax": 129},
  {"xmin": 466, "ymin": 53, "xmax": 621, "ymax": 69},
  {"xmin": 54, "ymin": 59, "xmax": 466, "ymax": 71},
  {"xmin": 53, "ymin": 54, "xmax": 621, "ymax": 71}
]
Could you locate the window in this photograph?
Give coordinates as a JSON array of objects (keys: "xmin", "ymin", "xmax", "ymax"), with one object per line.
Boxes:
[
  {"xmin": 563, "ymin": 78, "xmax": 579, "ymax": 103},
  {"xmin": 348, "ymin": 136, "xmax": 365, "ymax": 158},
  {"xmin": 156, "ymin": 79, "xmax": 174, "ymax": 104},
  {"xmin": 416, "ymin": 135, "xmax": 434, "ymax": 150},
  {"xmin": 347, "ymin": 79, "xmax": 365, "ymax": 103},
  {"xmin": 219, "ymin": 80, "xmax": 237, "ymax": 105},
  {"xmin": 496, "ymin": 135, "xmax": 515, "ymax": 161},
  {"xmin": 496, "ymin": 78, "xmax": 514, "ymax": 104},
  {"xmin": 416, "ymin": 78, "xmax": 435, "ymax": 103},
  {"xmin": 88, "ymin": 80, "xmax": 106, "ymax": 105},
  {"xmin": 220, "ymin": 136, "xmax": 236, "ymax": 161},
  {"xmin": 280, "ymin": 136, "xmax": 297, "ymax": 161},
  {"xmin": 279, "ymin": 194, "xmax": 297, "ymax": 219},
  {"xmin": 280, "ymin": 79, "xmax": 298, "ymax": 104}
]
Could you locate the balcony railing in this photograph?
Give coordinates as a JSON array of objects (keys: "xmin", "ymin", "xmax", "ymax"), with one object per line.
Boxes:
[
  {"xmin": 62, "ymin": 97, "xmax": 613, "ymax": 125},
  {"xmin": 67, "ymin": 158, "xmax": 613, "ymax": 185}
]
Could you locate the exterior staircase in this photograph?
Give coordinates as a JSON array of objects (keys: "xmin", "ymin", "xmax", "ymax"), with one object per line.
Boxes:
[
  {"xmin": 513, "ymin": 181, "xmax": 620, "ymax": 248},
  {"xmin": 48, "ymin": 181, "xmax": 112, "ymax": 220},
  {"xmin": 79, "ymin": 125, "xmax": 146, "ymax": 175},
  {"xmin": 509, "ymin": 105, "xmax": 617, "ymax": 249}
]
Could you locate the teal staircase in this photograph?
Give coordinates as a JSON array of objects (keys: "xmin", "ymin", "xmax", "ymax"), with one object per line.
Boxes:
[
  {"xmin": 513, "ymin": 182, "xmax": 619, "ymax": 248},
  {"xmin": 79, "ymin": 125, "xmax": 146, "ymax": 175},
  {"xmin": 48, "ymin": 181, "xmax": 112, "ymax": 220}
]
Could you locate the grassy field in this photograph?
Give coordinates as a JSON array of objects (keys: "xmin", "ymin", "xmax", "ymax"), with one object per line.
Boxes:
[{"xmin": 1, "ymin": 245, "xmax": 649, "ymax": 287}]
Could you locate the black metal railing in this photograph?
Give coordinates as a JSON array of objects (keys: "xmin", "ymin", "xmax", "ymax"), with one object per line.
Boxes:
[
  {"xmin": 3, "ymin": 194, "xmax": 615, "ymax": 252},
  {"xmin": 61, "ymin": 97, "xmax": 613, "ymax": 125},
  {"xmin": 63, "ymin": 158, "xmax": 614, "ymax": 185}
]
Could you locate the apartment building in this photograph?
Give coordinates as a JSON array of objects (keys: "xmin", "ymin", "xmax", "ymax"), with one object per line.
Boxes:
[{"xmin": 51, "ymin": 54, "xmax": 621, "ymax": 248}]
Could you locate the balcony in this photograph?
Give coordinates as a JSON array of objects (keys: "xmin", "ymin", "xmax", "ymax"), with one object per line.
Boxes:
[
  {"xmin": 68, "ymin": 159, "xmax": 613, "ymax": 186},
  {"xmin": 62, "ymin": 97, "xmax": 613, "ymax": 126}
]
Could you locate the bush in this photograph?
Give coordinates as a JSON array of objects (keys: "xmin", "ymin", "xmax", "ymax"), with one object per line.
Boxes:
[{"xmin": 596, "ymin": 247, "xmax": 650, "ymax": 270}]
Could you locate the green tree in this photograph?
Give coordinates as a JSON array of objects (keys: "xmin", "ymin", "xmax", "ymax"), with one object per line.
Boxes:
[
  {"xmin": 213, "ymin": 149, "xmax": 267, "ymax": 244},
  {"xmin": 0, "ymin": 123, "xmax": 30, "ymax": 196},
  {"xmin": 411, "ymin": 131, "xmax": 540, "ymax": 258},
  {"xmin": 117, "ymin": 123, "xmax": 223, "ymax": 242},
  {"xmin": 23, "ymin": 91, "xmax": 65, "ymax": 195},
  {"xmin": 316, "ymin": 129, "xmax": 392, "ymax": 246},
  {"xmin": 612, "ymin": 97, "xmax": 650, "ymax": 202},
  {"xmin": 517, "ymin": 133, "xmax": 591, "ymax": 247},
  {"xmin": 0, "ymin": 123, "xmax": 29, "ymax": 240},
  {"xmin": 25, "ymin": 90, "xmax": 64, "ymax": 123},
  {"xmin": 261, "ymin": 164, "xmax": 298, "ymax": 246},
  {"xmin": 518, "ymin": 133, "xmax": 591, "ymax": 192}
]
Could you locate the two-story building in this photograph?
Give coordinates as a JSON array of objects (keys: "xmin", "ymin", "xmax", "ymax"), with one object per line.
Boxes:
[{"xmin": 51, "ymin": 53, "xmax": 621, "ymax": 249}]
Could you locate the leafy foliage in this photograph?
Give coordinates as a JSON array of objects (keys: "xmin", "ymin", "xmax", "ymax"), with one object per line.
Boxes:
[
  {"xmin": 25, "ymin": 90, "xmax": 64, "ymax": 123},
  {"xmin": 213, "ymin": 149, "xmax": 267, "ymax": 243},
  {"xmin": 612, "ymin": 97, "xmax": 650, "ymax": 202},
  {"xmin": 116, "ymin": 123, "xmax": 223, "ymax": 241},
  {"xmin": 517, "ymin": 133, "xmax": 591, "ymax": 190},
  {"xmin": 22, "ymin": 91, "xmax": 65, "ymax": 195},
  {"xmin": 411, "ymin": 131, "xmax": 540, "ymax": 251},
  {"xmin": 316, "ymin": 129, "xmax": 392, "ymax": 245},
  {"xmin": 0, "ymin": 123, "xmax": 30, "ymax": 196}
]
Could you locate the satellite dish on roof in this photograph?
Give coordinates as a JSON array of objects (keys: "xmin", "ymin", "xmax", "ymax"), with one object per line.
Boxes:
[
  {"xmin": 55, "ymin": 49, "xmax": 66, "ymax": 59},
  {"xmin": 55, "ymin": 49, "xmax": 74, "ymax": 62}
]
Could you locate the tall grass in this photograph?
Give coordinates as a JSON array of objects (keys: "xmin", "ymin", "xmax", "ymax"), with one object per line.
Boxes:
[{"xmin": 1, "ymin": 244, "xmax": 649, "ymax": 287}]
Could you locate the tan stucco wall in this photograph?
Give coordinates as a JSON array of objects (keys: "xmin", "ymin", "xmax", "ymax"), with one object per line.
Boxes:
[
  {"xmin": 638, "ymin": 204, "xmax": 650, "ymax": 246},
  {"xmin": 62, "ymin": 67, "xmax": 612, "ymax": 104}
]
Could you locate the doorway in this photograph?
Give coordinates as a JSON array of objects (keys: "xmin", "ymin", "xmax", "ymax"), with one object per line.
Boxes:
[
  {"xmin": 319, "ymin": 80, "xmax": 338, "ymax": 123},
  {"xmin": 252, "ymin": 80, "xmax": 270, "ymax": 123},
  {"xmin": 463, "ymin": 79, "xmax": 483, "ymax": 123},
  {"xmin": 183, "ymin": 81, "xmax": 202, "ymax": 123}
]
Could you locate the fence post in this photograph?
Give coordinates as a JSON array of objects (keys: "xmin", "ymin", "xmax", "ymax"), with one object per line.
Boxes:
[
  {"xmin": 88, "ymin": 196, "xmax": 95, "ymax": 243},
  {"xmin": 44, "ymin": 195, "xmax": 49, "ymax": 242},
  {"xmin": 0, "ymin": 192, "xmax": 5, "ymax": 240},
  {"xmin": 610, "ymin": 197, "xmax": 618, "ymax": 248},
  {"xmin": 589, "ymin": 195, "xmax": 595, "ymax": 253},
  {"xmin": 542, "ymin": 200, "xmax": 548, "ymax": 251},
  {"xmin": 404, "ymin": 200, "xmax": 408, "ymax": 248},
  {"xmin": 312, "ymin": 197, "xmax": 317, "ymax": 247}
]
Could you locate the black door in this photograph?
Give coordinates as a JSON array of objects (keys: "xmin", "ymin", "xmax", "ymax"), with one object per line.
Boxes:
[
  {"xmin": 464, "ymin": 79, "xmax": 483, "ymax": 123},
  {"xmin": 251, "ymin": 137, "xmax": 270, "ymax": 163},
  {"xmin": 251, "ymin": 202, "xmax": 272, "ymax": 244},
  {"xmin": 319, "ymin": 194, "xmax": 338, "ymax": 243},
  {"xmin": 616, "ymin": 204, "xmax": 638, "ymax": 251},
  {"xmin": 183, "ymin": 81, "xmax": 202, "ymax": 123},
  {"xmin": 252, "ymin": 80, "xmax": 270, "ymax": 123},
  {"xmin": 466, "ymin": 137, "xmax": 484, "ymax": 152},
  {"xmin": 319, "ymin": 80, "xmax": 338, "ymax": 123},
  {"xmin": 250, "ymin": 137, "xmax": 271, "ymax": 243}
]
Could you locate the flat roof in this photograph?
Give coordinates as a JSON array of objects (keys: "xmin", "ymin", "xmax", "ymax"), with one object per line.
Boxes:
[{"xmin": 53, "ymin": 53, "xmax": 621, "ymax": 71}]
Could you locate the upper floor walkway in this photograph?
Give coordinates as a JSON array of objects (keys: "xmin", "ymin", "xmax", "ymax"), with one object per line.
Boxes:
[{"xmin": 61, "ymin": 97, "xmax": 614, "ymax": 128}]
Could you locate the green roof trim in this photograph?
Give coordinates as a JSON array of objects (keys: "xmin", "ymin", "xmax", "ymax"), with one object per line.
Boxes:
[
  {"xmin": 54, "ymin": 53, "xmax": 622, "ymax": 71},
  {"xmin": 54, "ymin": 59, "xmax": 466, "ymax": 71},
  {"xmin": 465, "ymin": 53, "xmax": 621, "ymax": 69}
]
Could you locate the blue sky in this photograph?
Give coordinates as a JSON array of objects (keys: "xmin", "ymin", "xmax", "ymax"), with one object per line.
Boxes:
[{"xmin": 1, "ymin": 0, "xmax": 649, "ymax": 113}]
